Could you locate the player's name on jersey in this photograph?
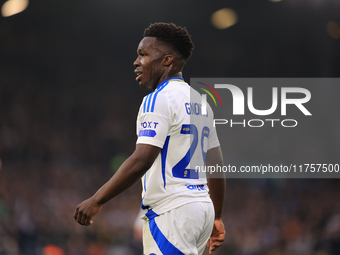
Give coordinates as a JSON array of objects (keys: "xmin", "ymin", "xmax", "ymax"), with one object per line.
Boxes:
[{"xmin": 185, "ymin": 102, "xmax": 208, "ymax": 117}]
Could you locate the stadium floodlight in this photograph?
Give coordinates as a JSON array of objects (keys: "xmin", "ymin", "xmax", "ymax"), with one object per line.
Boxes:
[{"xmin": 1, "ymin": 0, "xmax": 29, "ymax": 17}]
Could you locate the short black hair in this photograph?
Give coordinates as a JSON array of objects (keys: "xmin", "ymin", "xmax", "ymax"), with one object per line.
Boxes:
[{"xmin": 144, "ymin": 22, "xmax": 195, "ymax": 61}]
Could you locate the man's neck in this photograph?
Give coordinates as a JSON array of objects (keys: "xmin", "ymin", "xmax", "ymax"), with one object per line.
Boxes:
[{"xmin": 153, "ymin": 72, "xmax": 183, "ymax": 91}]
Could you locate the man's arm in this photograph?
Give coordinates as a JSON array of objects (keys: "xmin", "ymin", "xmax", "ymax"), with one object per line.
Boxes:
[
  {"xmin": 73, "ymin": 143, "xmax": 161, "ymax": 226},
  {"xmin": 206, "ymin": 146, "xmax": 226, "ymax": 254}
]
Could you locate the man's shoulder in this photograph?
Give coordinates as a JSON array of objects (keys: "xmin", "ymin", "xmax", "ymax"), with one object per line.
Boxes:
[{"xmin": 162, "ymin": 79, "xmax": 191, "ymax": 99}]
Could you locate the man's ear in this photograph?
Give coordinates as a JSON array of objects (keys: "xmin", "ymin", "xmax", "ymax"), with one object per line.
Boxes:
[{"xmin": 163, "ymin": 55, "xmax": 173, "ymax": 66}]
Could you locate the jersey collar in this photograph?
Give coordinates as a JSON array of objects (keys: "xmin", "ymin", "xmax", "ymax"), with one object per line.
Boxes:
[{"xmin": 155, "ymin": 77, "xmax": 184, "ymax": 91}]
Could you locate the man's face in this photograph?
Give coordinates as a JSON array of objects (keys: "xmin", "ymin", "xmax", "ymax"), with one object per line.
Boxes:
[{"xmin": 134, "ymin": 37, "xmax": 166, "ymax": 90}]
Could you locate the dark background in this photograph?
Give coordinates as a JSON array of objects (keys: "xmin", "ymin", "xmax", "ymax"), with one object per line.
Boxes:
[{"xmin": 0, "ymin": 0, "xmax": 340, "ymax": 254}]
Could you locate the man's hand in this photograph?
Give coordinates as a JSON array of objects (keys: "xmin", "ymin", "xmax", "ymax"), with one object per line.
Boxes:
[
  {"xmin": 73, "ymin": 197, "xmax": 102, "ymax": 226},
  {"xmin": 207, "ymin": 219, "xmax": 225, "ymax": 254},
  {"xmin": 72, "ymin": 144, "xmax": 160, "ymax": 227}
]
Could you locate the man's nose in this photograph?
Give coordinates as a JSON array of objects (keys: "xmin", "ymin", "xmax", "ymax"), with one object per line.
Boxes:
[{"xmin": 133, "ymin": 56, "xmax": 140, "ymax": 67}]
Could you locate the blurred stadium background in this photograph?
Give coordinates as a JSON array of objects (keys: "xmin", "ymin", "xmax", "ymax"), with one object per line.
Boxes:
[{"xmin": 0, "ymin": 0, "xmax": 340, "ymax": 254}]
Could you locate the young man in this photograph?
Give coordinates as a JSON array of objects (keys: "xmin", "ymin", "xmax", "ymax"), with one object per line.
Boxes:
[{"xmin": 73, "ymin": 22, "xmax": 225, "ymax": 255}]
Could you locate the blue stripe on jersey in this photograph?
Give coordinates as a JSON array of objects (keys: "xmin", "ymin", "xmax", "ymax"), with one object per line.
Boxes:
[
  {"xmin": 145, "ymin": 209, "xmax": 158, "ymax": 220},
  {"xmin": 143, "ymin": 77, "xmax": 184, "ymax": 113},
  {"xmin": 161, "ymin": 136, "xmax": 170, "ymax": 189},
  {"xmin": 146, "ymin": 93, "xmax": 153, "ymax": 113},
  {"xmin": 148, "ymin": 217, "xmax": 185, "ymax": 255},
  {"xmin": 150, "ymin": 81, "xmax": 168, "ymax": 112},
  {"xmin": 141, "ymin": 196, "xmax": 149, "ymax": 210},
  {"xmin": 141, "ymin": 173, "xmax": 147, "ymax": 208},
  {"xmin": 143, "ymin": 94, "xmax": 150, "ymax": 113},
  {"xmin": 143, "ymin": 172, "xmax": 147, "ymax": 191}
]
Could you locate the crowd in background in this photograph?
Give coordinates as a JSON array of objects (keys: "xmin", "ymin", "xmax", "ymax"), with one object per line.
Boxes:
[{"xmin": 1, "ymin": 162, "xmax": 340, "ymax": 255}]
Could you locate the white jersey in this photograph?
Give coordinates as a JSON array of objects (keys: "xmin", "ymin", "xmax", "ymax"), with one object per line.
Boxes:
[{"xmin": 136, "ymin": 77, "xmax": 220, "ymax": 215}]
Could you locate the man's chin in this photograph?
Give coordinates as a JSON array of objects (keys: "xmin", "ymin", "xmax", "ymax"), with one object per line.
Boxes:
[
  {"xmin": 138, "ymin": 81, "xmax": 149, "ymax": 90},
  {"xmin": 138, "ymin": 81, "xmax": 154, "ymax": 90}
]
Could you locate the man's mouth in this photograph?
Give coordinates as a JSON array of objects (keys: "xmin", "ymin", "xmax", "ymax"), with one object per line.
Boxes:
[{"xmin": 135, "ymin": 71, "xmax": 143, "ymax": 82}]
